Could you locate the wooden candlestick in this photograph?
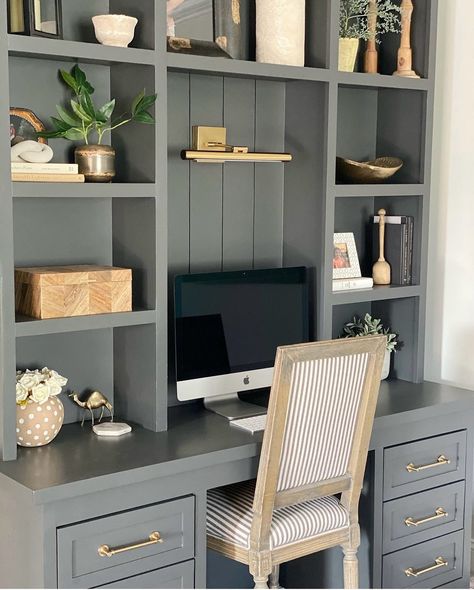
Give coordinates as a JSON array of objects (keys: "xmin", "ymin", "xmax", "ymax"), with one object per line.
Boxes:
[
  {"xmin": 372, "ymin": 209, "xmax": 391, "ymax": 285},
  {"xmin": 393, "ymin": 0, "xmax": 420, "ymax": 78},
  {"xmin": 364, "ymin": 0, "xmax": 378, "ymax": 74}
]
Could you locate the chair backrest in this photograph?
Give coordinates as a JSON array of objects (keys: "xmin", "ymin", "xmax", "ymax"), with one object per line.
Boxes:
[{"xmin": 250, "ymin": 336, "xmax": 385, "ymax": 552}]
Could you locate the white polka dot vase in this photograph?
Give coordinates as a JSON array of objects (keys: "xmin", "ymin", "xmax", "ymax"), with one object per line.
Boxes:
[{"xmin": 16, "ymin": 397, "xmax": 64, "ymax": 447}]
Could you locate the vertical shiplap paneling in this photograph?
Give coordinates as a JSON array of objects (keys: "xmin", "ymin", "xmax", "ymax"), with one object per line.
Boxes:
[
  {"xmin": 168, "ymin": 72, "xmax": 191, "ymax": 276},
  {"xmin": 253, "ymin": 80, "xmax": 286, "ymax": 268},
  {"xmin": 189, "ymin": 75, "xmax": 224, "ymax": 272},
  {"xmin": 222, "ymin": 77, "xmax": 256, "ymax": 270}
]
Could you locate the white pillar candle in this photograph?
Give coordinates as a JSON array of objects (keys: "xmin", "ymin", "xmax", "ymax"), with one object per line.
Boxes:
[{"xmin": 256, "ymin": 0, "xmax": 306, "ymax": 67}]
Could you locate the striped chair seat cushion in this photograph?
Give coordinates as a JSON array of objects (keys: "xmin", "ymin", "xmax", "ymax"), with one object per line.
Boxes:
[{"xmin": 207, "ymin": 480, "xmax": 348, "ymax": 549}]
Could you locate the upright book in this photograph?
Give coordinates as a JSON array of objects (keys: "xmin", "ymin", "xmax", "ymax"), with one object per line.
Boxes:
[{"xmin": 372, "ymin": 215, "xmax": 414, "ymax": 285}]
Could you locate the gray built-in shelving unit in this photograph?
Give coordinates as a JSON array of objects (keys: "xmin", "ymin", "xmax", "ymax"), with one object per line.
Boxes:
[{"xmin": 0, "ymin": 0, "xmax": 437, "ymax": 461}]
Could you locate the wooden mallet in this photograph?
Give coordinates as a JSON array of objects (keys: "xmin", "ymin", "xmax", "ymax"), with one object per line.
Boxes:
[
  {"xmin": 393, "ymin": 0, "xmax": 420, "ymax": 78},
  {"xmin": 364, "ymin": 0, "xmax": 378, "ymax": 74},
  {"xmin": 373, "ymin": 209, "xmax": 391, "ymax": 285}
]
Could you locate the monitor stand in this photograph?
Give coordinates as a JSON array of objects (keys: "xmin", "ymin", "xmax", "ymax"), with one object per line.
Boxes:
[{"xmin": 204, "ymin": 393, "xmax": 267, "ymax": 420}]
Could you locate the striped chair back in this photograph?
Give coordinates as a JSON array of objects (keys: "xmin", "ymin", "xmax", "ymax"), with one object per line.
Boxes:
[{"xmin": 249, "ymin": 336, "xmax": 385, "ymax": 551}]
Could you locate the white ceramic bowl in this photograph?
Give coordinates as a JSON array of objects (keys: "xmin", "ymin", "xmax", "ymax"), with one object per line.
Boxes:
[{"xmin": 92, "ymin": 14, "xmax": 138, "ymax": 48}]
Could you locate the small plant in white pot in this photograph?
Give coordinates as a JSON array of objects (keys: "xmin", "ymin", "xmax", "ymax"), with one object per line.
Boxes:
[
  {"xmin": 339, "ymin": 0, "xmax": 401, "ymax": 72},
  {"xmin": 342, "ymin": 313, "xmax": 397, "ymax": 379},
  {"xmin": 16, "ymin": 368, "xmax": 68, "ymax": 447}
]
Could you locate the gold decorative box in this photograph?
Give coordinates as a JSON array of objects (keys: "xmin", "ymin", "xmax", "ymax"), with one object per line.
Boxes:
[{"xmin": 15, "ymin": 265, "xmax": 132, "ymax": 319}]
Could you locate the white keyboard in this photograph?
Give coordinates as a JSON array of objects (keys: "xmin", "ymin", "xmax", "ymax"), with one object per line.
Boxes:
[{"xmin": 230, "ymin": 414, "xmax": 267, "ymax": 433}]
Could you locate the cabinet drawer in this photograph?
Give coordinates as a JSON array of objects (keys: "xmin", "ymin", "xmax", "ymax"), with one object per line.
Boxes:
[
  {"xmin": 57, "ymin": 496, "xmax": 194, "ymax": 589},
  {"xmin": 97, "ymin": 560, "xmax": 194, "ymax": 589},
  {"xmin": 382, "ymin": 530, "xmax": 464, "ymax": 588},
  {"xmin": 383, "ymin": 481, "xmax": 465, "ymax": 554},
  {"xmin": 383, "ymin": 431, "xmax": 466, "ymax": 500}
]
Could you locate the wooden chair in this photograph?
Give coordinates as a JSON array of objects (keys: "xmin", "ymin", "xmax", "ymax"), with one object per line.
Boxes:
[{"xmin": 207, "ymin": 335, "xmax": 386, "ymax": 589}]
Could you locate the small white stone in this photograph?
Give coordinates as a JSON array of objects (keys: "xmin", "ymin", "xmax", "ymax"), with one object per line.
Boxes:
[
  {"xmin": 26, "ymin": 429, "xmax": 31, "ymax": 435},
  {"xmin": 33, "ymin": 435, "xmax": 39, "ymax": 441},
  {"xmin": 28, "ymin": 414, "xmax": 34, "ymax": 420},
  {"xmin": 19, "ymin": 418, "xmax": 24, "ymax": 425},
  {"xmin": 54, "ymin": 411, "xmax": 58, "ymax": 416},
  {"xmin": 16, "ymin": 428, "xmax": 19, "ymax": 433},
  {"xmin": 18, "ymin": 437, "xmax": 23, "ymax": 442},
  {"xmin": 45, "ymin": 436, "xmax": 50, "ymax": 441},
  {"xmin": 37, "ymin": 406, "xmax": 42, "ymax": 412},
  {"xmin": 25, "ymin": 442, "xmax": 31, "ymax": 446},
  {"xmin": 44, "ymin": 417, "xmax": 49, "ymax": 423},
  {"xmin": 46, "ymin": 406, "xmax": 51, "ymax": 411},
  {"xmin": 35, "ymin": 424, "xmax": 41, "ymax": 429}
]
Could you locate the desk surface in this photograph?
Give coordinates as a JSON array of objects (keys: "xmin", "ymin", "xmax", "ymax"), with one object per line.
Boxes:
[{"xmin": 1, "ymin": 380, "xmax": 473, "ymax": 504}]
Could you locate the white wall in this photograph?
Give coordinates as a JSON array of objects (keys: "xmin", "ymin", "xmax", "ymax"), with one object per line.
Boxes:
[{"xmin": 425, "ymin": 0, "xmax": 474, "ymax": 389}]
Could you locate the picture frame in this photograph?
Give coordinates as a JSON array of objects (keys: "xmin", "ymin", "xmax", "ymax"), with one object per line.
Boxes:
[
  {"xmin": 10, "ymin": 108, "xmax": 47, "ymax": 146},
  {"xmin": 7, "ymin": 0, "xmax": 62, "ymax": 39},
  {"xmin": 333, "ymin": 232, "xmax": 361, "ymax": 279},
  {"xmin": 167, "ymin": 0, "xmax": 249, "ymax": 59}
]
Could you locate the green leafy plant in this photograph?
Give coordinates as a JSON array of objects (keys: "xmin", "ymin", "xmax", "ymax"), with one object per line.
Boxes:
[
  {"xmin": 339, "ymin": 0, "xmax": 401, "ymax": 42},
  {"xmin": 38, "ymin": 65, "xmax": 157, "ymax": 145},
  {"xmin": 342, "ymin": 313, "xmax": 398, "ymax": 352}
]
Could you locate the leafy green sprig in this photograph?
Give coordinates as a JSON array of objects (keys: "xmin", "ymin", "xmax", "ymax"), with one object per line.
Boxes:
[
  {"xmin": 340, "ymin": 0, "xmax": 401, "ymax": 42},
  {"xmin": 342, "ymin": 313, "xmax": 398, "ymax": 352},
  {"xmin": 38, "ymin": 65, "xmax": 157, "ymax": 145}
]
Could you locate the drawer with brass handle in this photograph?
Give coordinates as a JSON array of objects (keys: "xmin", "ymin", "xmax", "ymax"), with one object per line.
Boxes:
[
  {"xmin": 382, "ymin": 481, "xmax": 464, "ymax": 553},
  {"xmin": 382, "ymin": 530, "xmax": 463, "ymax": 588},
  {"xmin": 383, "ymin": 430, "xmax": 466, "ymax": 500},
  {"xmin": 57, "ymin": 496, "xmax": 194, "ymax": 589}
]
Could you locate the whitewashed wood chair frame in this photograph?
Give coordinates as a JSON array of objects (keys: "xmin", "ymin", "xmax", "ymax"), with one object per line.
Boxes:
[{"xmin": 207, "ymin": 336, "xmax": 386, "ymax": 589}]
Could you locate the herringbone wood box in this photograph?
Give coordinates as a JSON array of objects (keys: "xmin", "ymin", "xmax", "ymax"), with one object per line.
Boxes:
[{"xmin": 15, "ymin": 265, "xmax": 132, "ymax": 319}]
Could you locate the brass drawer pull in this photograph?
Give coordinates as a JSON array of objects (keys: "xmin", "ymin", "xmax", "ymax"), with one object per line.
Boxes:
[
  {"xmin": 405, "ymin": 556, "xmax": 448, "ymax": 577},
  {"xmin": 404, "ymin": 507, "xmax": 448, "ymax": 527},
  {"xmin": 406, "ymin": 454, "xmax": 450, "ymax": 473},
  {"xmin": 98, "ymin": 531, "xmax": 163, "ymax": 558}
]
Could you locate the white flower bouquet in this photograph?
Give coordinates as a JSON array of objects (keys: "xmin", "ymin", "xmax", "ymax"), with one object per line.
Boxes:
[{"xmin": 16, "ymin": 368, "xmax": 68, "ymax": 406}]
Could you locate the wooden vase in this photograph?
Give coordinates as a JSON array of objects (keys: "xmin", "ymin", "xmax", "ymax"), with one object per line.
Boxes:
[{"xmin": 364, "ymin": 0, "xmax": 378, "ymax": 73}]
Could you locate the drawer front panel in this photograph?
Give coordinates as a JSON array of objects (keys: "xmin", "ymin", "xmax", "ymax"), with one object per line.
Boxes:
[
  {"xmin": 57, "ymin": 496, "xmax": 194, "ymax": 588},
  {"xmin": 383, "ymin": 481, "xmax": 465, "ymax": 554},
  {"xmin": 97, "ymin": 560, "xmax": 194, "ymax": 589},
  {"xmin": 382, "ymin": 530, "xmax": 464, "ymax": 589},
  {"xmin": 383, "ymin": 431, "xmax": 466, "ymax": 500}
]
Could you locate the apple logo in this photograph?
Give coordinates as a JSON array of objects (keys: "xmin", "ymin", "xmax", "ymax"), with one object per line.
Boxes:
[{"xmin": 243, "ymin": 376, "xmax": 250, "ymax": 385}]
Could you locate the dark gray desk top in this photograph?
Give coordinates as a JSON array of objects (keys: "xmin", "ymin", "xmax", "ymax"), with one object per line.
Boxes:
[{"xmin": 0, "ymin": 380, "xmax": 473, "ymax": 504}]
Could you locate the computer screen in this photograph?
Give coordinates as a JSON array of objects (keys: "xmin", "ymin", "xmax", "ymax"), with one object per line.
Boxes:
[{"xmin": 174, "ymin": 267, "xmax": 309, "ymax": 389}]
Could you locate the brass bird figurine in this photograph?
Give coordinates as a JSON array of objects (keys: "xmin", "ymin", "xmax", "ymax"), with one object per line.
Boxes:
[{"xmin": 69, "ymin": 391, "xmax": 114, "ymax": 427}]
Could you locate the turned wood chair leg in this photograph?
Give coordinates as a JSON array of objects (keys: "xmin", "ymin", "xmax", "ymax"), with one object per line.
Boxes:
[
  {"xmin": 342, "ymin": 545, "xmax": 359, "ymax": 590},
  {"xmin": 269, "ymin": 564, "xmax": 281, "ymax": 589},
  {"xmin": 253, "ymin": 575, "xmax": 269, "ymax": 589}
]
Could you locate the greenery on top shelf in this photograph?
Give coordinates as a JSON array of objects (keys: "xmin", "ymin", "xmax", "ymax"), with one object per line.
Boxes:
[
  {"xmin": 339, "ymin": 0, "xmax": 401, "ymax": 42},
  {"xmin": 342, "ymin": 313, "xmax": 398, "ymax": 352},
  {"xmin": 38, "ymin": 65, "xmax": 157, "ymax": 145}
]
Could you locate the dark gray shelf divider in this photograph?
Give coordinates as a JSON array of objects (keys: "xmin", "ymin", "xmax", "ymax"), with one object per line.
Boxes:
[
  {"xmin": 15, "ymin": 310, "xmax": 157, "ymax": 338},
  {"xmin": 8, "ymin": 35, "xmax": 155, "ymax": 66},
  {"xmin": 335, "ymin": 184, "xmax": 426, "ymax": 198},
  {"xmin": 12, "ymin": 183, "xmax": 157, "ymax": 199},
  {"xmin": 331, "ymin": 285, "xmax": 422, "ymax": 306},
  {"xmin": 0, "ymin": 0, "xmax": 438, "ymax": 460}
]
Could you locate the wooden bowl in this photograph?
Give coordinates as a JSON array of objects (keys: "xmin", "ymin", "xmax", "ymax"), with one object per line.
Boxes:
[{"xmin": 336, "ymin": 156, "xmax": 403, "ymax": 183}]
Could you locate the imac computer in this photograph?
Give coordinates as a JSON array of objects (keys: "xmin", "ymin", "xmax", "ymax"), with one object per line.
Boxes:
[{"xmin": 174, "ymin": 266, "xmax": 309, "ymax": 419}]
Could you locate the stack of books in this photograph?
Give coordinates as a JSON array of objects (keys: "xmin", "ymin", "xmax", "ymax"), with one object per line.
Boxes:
[
  {"xmin": 372, "ymin": 215, "xmax": 414, "ymax": 285},
  {"xmin": 11, "ymin": 162, "xmax": 85, "ymax": 183},
  {"xmin": 332, "ymin": 277, "xmax": 374, "ymax": 292}
]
